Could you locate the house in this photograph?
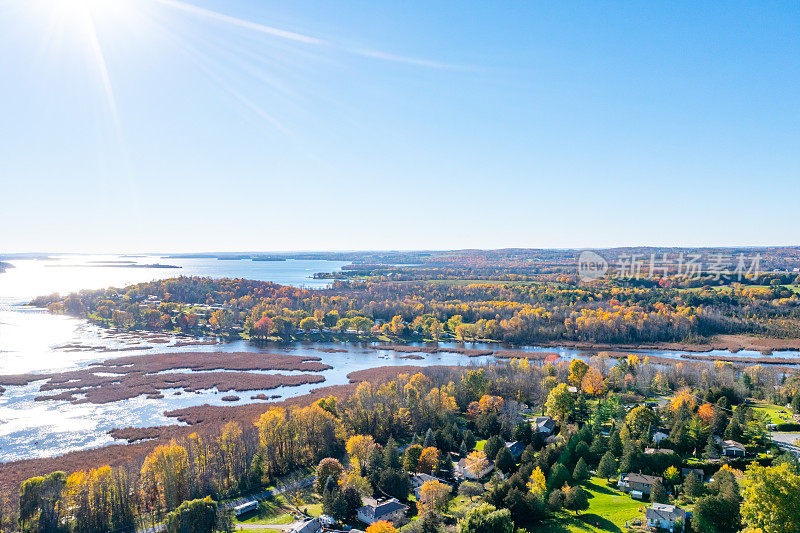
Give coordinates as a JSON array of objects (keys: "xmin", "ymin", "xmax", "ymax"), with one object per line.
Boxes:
[
  {"xmin": 618, "ymin": 473, "xmax": 663, "ymax": 499},
  {"xmin": 410, "ymin": 473, "xmax": 452, "ymax": 499},
  {"xmin": 454, "ymin": 458, "xmax": 494, "ymax": 480},
  {"xmin": 644, "ymin": 448, "xmax": 674, "ymax": 455},
  {"xmin": 533, "ymin": 416, "xmax": 556, "ymax": 435},
  {"xmin": 505, "ymin": 441, "xmax": 526, "ymax": 460},
  {"xmin": 646, "ymin": 503, "xmax": 688, "ymax": 532},
  {"xmin": 356, "ymin": 498, "xmax": 408, "ymax": 525},
  {"xmin": 681, "ymin": 468, "xmax": 705, "ymax": 482},
  {"xmin": 291, "ymin": 518, "xmax": 322, "ymax": 533},
  {"xmin": 721, "ymin": 440, "xmax": 746, "ymax": 457},
  {"xmin": 653, "ymin": 430, "xmax": 670, "ymax": 444}
]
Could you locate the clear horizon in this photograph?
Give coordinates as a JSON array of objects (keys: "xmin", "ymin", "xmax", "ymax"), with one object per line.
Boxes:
[{"xmin": 1, "ymin": 1, "xmax": 798, "ymax": 253}]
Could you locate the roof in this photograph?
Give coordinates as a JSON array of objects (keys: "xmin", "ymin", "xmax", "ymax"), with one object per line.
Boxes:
[
  {"xmin": 292, "ymin": 518, "xmax": 321, "ymax": 533},
  {"xmin": 646, "ymin": 504, "xmax": 686, "ymax": 522},
  {"xmin": 358, "ymin": 498, "xmax": 408, "ymax": 520},
  {"xmin": 722, "ymin": 440, "xmax": 745, "ymax": 450},
  {"xmin": 623, "ymin": 473, "xmax": 662, "ymax": 485},
  {"xmin": 505, "ymin": 441, "xmax": 525, "ymax": 458},
  {"xmin": 534, "ymin": 416, "xmax": 556, "ymax": 429},
  {"xmin": 644, "ymin": 447, "xmax": 675, "ymax": 455},
  {"xmin": 411, "ymin": 473, "xmax": 449, "ymax": 486}
]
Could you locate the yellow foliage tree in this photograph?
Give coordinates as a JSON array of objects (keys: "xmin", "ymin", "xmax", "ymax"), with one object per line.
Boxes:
[
  {"xmin": 581, "ymin": 367, "xmax": 606, "ymax": 396},
  {"xmin": 527, "ymin": 466, "xmax": 546, "ymax": 500},
  {"xmin": 418, "ymin": 480, "xmax": 451, "ymax": 515},
  {"xmin": 418, "ymin": 447, "xmax": 441, "ymax": 475},
  {"xmin": 366, "ymin": 521, "xmax": 398, "ymax": 533},
  {"xmin": 346, "ymin": 435, "xmax": 376, "ymax": 472}
]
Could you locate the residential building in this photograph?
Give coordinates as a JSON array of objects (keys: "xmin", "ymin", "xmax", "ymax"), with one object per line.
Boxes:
[
  {"xmin": 721, "ymin": 440, "xmax": 745, "ymax": 457},
  {"xmin": 618, "ymin": 473, "xmax": 663, "ymax": 499},
  {"xmin": 410, "ymin": 473, "xmax": 451, "ymax": 499},
  {"xmin": 533, "ymin": 416, "xmax": 556, "ymax": 435},
  {"xmin": 291, "ymin": 518, "xmax": 322, "ymax": 533},
  {"xmin": 454, "ymin": 458, "xmax": 494, "ymax": 480},
  {"xmin": 505, "ymin": 441, "xmax": 525, "ymax": 460},
  {"xmin": 356, "ymin": 498, "xmax": 408, "ymax": 525},
  {"xmin": 646, "ymin": 503, "xmax": 688, "ymax": 532}
]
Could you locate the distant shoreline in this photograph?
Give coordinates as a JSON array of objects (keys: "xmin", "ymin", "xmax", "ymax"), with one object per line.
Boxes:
[{"xmin": 44, "ymin": 263, "xmax": 181, "ymax": 269}]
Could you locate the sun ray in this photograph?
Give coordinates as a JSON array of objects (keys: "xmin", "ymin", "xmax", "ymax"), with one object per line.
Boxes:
[{"xmin": 149, "ymin": 0, "xmax": 458, "ymax": 69}]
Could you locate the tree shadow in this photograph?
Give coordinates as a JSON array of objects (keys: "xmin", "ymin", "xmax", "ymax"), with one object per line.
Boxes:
[
  {"xmin": 574, "ymin": 513, "xmax": 623, "ymax": 532},
  {"xmin": 539, "ymin": 512, "xmax": 623, "ymax": 533},
  {"xmin": 586, "ymin": 481, "xmax": 616, "ymax": 496}
]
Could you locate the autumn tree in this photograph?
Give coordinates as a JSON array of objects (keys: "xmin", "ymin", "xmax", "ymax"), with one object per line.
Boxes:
[
  {"xmin": 140, "ymin": 441, "xmax": 190, "ymax": 513},
  {"xmin": 418, "ymin": 480, "xmax": 451, "ymax": 515},
  {"xmin": 546, "ymin": 383, "xmax": 574, "ymax": 423},
  {"xmin": 347, "ymin": 435, "xmax": 377, "ymax": 473},
  {"xmin": 527, "ymin": 467, "xmax": 546, "ymax": 501},
  {"xmin": 418, "ymin": 447, "xmax": 441, "ymax": 475},
  {"xmin": 741, "ymin": 462, "xmax": 800, "ymax": 533},
  {"xmin": 568, "ymin": 360, "xmax": 590, "ymax": 387},
  {"xmin": 366, "ymin": 521, "xmax": 399, "ymax": 533},
  {"xmin": 580, "ymin": 367, "xmax": 605, "ymax": 396},
  {"xmin": 464, "ymin": 451, "xmax": 489, "ymax": 479},
  {"xmin": 164, "ymin": 497, "xmax": 219, "ymax": 533},
  {"xmin": 315, "ymin": 458, "xmax": 344, "ymax": 493}
]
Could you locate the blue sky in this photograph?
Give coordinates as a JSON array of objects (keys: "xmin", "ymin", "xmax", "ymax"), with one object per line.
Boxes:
[{"xmin": 1, "ymin": 1, "xmax": 798, "ymax": 253}]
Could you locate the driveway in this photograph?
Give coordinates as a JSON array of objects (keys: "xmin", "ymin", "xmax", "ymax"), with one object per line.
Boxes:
[{"xmin": 771, "ymin": 432, "xmax": 800, "ymax": 457}]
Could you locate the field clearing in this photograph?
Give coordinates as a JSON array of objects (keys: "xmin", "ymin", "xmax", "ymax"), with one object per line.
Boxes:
[
  {"xmin": 750, "ymin": 401, "xmax": 795, "ymax": 425},
  {"xmin": 235, "ymin": 492, "xmax": 321, "ymax": 526},
  {"xmin": 538, "ymin": 478, "xmax": 643, "ymax": 533}
]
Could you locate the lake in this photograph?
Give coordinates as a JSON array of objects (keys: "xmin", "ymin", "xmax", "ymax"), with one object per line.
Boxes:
[{"xmin": 1, "ymin": 255, "xmax": 799, "ymax": 462}]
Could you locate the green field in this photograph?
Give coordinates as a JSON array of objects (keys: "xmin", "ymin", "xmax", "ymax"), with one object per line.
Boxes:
[
  {"xmin": 235, "ymin": 492, "xmax": 321, "ymax": 526},
  {"xmin": 750, "ymin": 401, "xmax": 795, "ymax": 425},
  {"xmin": 538, "ymin": 478, "xmax": 643, "ymax": 533}
]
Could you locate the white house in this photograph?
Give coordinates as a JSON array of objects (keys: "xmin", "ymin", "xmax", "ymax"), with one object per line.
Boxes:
[
  {"xmin": 356, "ymin": 498, "xmax": 408, "ymax": 525},
  {"xmin": 454, "ymin": 458, "xmax": 494, "ymax": 480},
  {"xmin": 721, "ymin": 439, "xmax": 746, "ymax": 457},
  {"xmin": 291, "ymin": 518, "xmax": 322, "ymax": 533},
  {"xmin": 646, "ymin": 503, "xmax": 687, "ymax": 532},
  {"xmin": 410, "ymin": 473, "xmax": 451, "ymax": 499},
  {"xmin": 653, "ymin": 430, "xmax": 670, "ymax": 443}
]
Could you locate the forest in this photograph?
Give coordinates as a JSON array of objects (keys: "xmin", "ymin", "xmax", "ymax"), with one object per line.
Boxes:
[
  {"xmin": 4, "ymin": 344, "xmax": 800, "ymax": 532},
  {"xmin": 32, "ymin": 254, "xmax": 800, "ymax": 346}
]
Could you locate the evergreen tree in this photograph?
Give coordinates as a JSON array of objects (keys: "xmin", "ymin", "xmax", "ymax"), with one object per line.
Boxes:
[
  {"xmin": 424, "ymin": 428, "xmax": 437, "ymax": 448},
  {"xmin": 597, "ymin": 451, "xmax": 617, "ymax": 480},
  {"xmin": 683, "ymin": 472, "xmax": 702, "ymax": 500},
  {"xmin": 650, "ymin": 479, "xmax": 668, "ymax": 504},
  {"xmin": 703, "ymin": 435, "xmax": 721, "ymax": 460},
  {"xmin": 573, "ymin": 458, "xmax": 590, "ymax": 483},
  {"xmin": 462, "ymin": 430, "xmax": 476, "ymax": 452},
  {"xmin": 495, "ymin": 448, "xmax": 515, "ymax": 475},
  {"xmin": 484, "ymin": 435, "xmax": 504, "ymax": 461},
  {"xmin": 608, "ymin": 431, "xmax": 623, "ymax": 457}
]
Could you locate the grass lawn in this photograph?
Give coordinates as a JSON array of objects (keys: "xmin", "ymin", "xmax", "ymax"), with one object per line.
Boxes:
[
  {"xmin": 537, "ymin": 477, "xmax": 644, "ymax": 533},
  {"xmin": 235, "ymin": 492, "xmax": 321, "ymax": 525},
  {"xmin": 750, "ymin": 401, "xmax": 795, "ymax": 425}
]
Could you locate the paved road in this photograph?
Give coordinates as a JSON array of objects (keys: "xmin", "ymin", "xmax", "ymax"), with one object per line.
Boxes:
[
  {"xmin": 771, "ymin": 432, "xmax": 800, "ymax": 457},
  {"xmin": 236, "ymin": 523, "xmax": 300, "ymax": 531}
]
